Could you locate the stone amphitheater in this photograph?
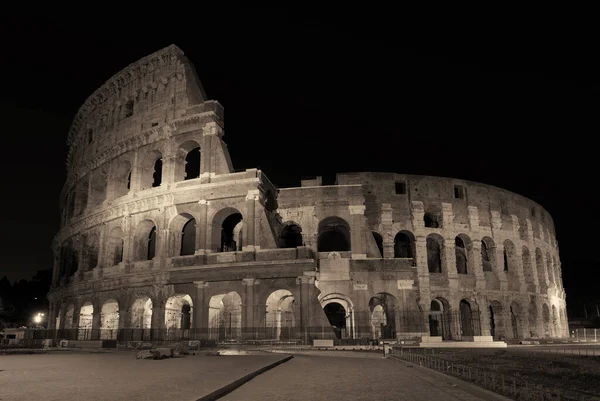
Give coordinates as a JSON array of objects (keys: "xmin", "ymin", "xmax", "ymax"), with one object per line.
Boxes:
[{"xmin": 47, "ymin": 44, "xmax": 568, "ymax": 344}]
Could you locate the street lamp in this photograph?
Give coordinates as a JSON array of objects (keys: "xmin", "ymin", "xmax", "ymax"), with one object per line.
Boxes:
[{"xmin": 33, "ymin": 312, "xmax": 45, "ymax": 326}]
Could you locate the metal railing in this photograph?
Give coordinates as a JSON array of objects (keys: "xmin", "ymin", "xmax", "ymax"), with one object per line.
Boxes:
[{"xmin": 390, "ymin": 347, "xmax": 600, "ymax": 401}]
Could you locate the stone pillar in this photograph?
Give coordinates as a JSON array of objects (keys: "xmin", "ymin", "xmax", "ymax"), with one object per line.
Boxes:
[
  {"xmin": 348, "ymin": 205, "xmax": 367, "ymax": 259},
  {"xmin": 51, "ymin": 252, "xmax": 61, "ymax": 288},
  {"xmin": 129, "ymin": 151, "xmax": 141, "ymax": 192},
  {"xmin": 444, "ymin": 240, "xmax": 458, "ymax": 291},
  {"xmin": 96, "ymin": 223, "xmax": 107, "ymax": 268},
  {"xmin": 193, "ymin": 281, "xmax": 209, "ymax": 339},
  {"xmin": 441, "ymin": 202, "xmax": 454, "ymax": 229},
  {"xmin": 297, "ymin": 273, "xmax": 328, "ymax": 342},
  {"xmin": 381, "ymin": 204, "xmax": 394, "ymax": 258},
  {"xmin": 122, "ymin": 214, "xmax": 133, "ymax": 263},
  {"xmin": 155, "ymin": 228, "xmax": 169, "ymax": 267},
  {"xmin": 151, "ymin": 298, "xmax": 166, "ymax": 341},
  {"xmin": 471, "ymin": 239, "xmax": 486, "ymax": 290},
  {"xmin": 161, "ymin": 155, "xmax": 177, "ymax": 186},
  {"xmin": 243, "ymin": 190, "xmax": 259, "ymax": 251},
  {"xmin": 478, "ymin": 298, "xmax": 491, "ymax": 336},
  {"xmin": 118, "ymin": 307, "xmax": 130, "ymax": 330},
  {"xmin": 242, "ymin": 278, "xmax": 258, "ymax": 339},
  {"xmin": 414, "ymin": 235, "xmax": 431, "ymax": 313},
  {"xmin": 47, "ymin": 302, "xmax": 56, "ymax": 330},
  {"xmin": 91, "ymin": 307, "xmax": 101, "ymax": 340},
  {"xmin": 195, "ymin": 200, "xmax": 209, "ymax": 253}
]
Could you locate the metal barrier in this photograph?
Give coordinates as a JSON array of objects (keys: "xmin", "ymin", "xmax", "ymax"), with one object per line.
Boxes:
[{"xmin": 390, "ymin": 347, "xmax": 599, "ymax": 401}]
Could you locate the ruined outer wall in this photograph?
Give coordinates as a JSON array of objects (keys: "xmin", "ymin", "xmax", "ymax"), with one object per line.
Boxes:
[{"xmin": 276, "ymin": 172, "xmax": 567, "ymax": 339}]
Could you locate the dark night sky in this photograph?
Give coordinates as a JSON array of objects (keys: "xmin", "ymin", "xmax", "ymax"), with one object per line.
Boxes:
[{"xmin": 1, "ymin": 11, "xmax": 597, "ymax": 308}]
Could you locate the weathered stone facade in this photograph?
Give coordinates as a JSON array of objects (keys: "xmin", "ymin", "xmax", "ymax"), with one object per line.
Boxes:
[{"xmin": 47, "ymin": 45, "xmax": 567, "ymax": 343}]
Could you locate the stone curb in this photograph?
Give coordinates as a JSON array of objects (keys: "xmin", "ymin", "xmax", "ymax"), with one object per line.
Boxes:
[{"xmin": 195, "ymin": 355, "xmax": 294, "ymax": 401}]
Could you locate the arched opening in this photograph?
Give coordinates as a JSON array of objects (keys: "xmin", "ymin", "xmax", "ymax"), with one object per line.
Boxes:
[
  {"xmin": 489, "ymin": 300, "xmax": 505, "ymax": 340},
  {"xmin": 481, "ymin": 237, "xmax": 495, "ymax": 272},
  {"xmin": 459, "ymin": 299, "xmax": 477, "ymax": 337},
  {"xmin": 323, "ymin": 302, "xmax": 346, "ymax": 340},
  {"xmin": 82, "ymin": 234, "xmax": 99, "ymax": 271},
  {"xmin": 78, "ymin": 302, "xmax": 93, "ymax": 340},
  {"xmin": 424, "ymin": 212, "xmax": 440, "ymax": 228},
  {"xmin": 133, "ymin": 220, "xmax": 157, "ymax": 261},
  {"xmin": 100, "ymin": 299, "xmax": 119, "ymax": 340},
  {"xmin": 174, "ymin": 140, "xmax": 202, "ymax": 182},
  {"xmin": 429, "ymin": 298, "xmax": 451, "ymax": 340},
  {"xmin": 107, "ymin": 227, "xmax": 124, "ymax": 266},
  {"xmin": 165, "ymin": 294, "xmax": 193, "ymax": 331},
  {"xmin": 64, "ymin": 305, "xmax": 74, "ymax": 330},
  {"xmin": 503, "ymin": 240, "xmax": 517, "ymax": 273},
  {"xmin": 152, "ymin": 158, "xmax": 163, "ymax": 187},
  {"xmin": 510, "ymin": 302, "xmax": 520, "ymax": 339},
  {"xmin": 317, "ymin": 216, "xmax": 351, "ymax": 252},
  {"xmin": 535, "ymin": 248, "xmax": 546, "ymax": 288},
  {"xmin": 130, "ymin": 297, "xmax": 153, "ymax": 329},
  {"xmin": 455, "ymin": 236, "xmax": 468, "ymax": 274},
  {"xmin": 89, "ymin": 167, "xmax": 108, "ymax": 207},
  {"xmin": 279, "ymin": 223, "xmax": 303, "ymax": 248},
  {"xmin": 369, "ymin": 293, "xmax": 397, "ymax": 340},
  {"xmin": 426, "ymin": 234, "xmax": 443, "ymax": 273},
  {"xmin": 394, "ymin": 231, "xmax": 415, "ymax": 260},
  {"xmin": 181, "ymin": 218, "xmax": 196, "ymax": 256},
  {"xmin": 522, "ymin": 246, "xmax": 535, "ymax": 290},
  {"xmin": 184, "ymin": 147, "xmax": 201, "ymax": 180},
  {"xmin": 208, "ymin": 292, "xmax": 242, "ymax": 341},
  {"xmin": 542, "ymin": 304, "xmax": 550, "ymax": 338},
  {"xmin": 265, "ymin": 290, "xmax": 296, "ymax": 340},
  {"xmin": 221, "ymin": 213, "xmax": 243, "ymax": 252},
  {"xmin": 112, "ymin": 159, "xmax": 131, "ymax": 199},
  {"xmin": 372, "ymin": 231, "xmax": 383, "ymax": 258},
  {"xmin": 320, "ymin": 294, "xmax": 355, "ymax": 339},
  {"xmin": 528, "ymin": 301, "xmax": 538, "ymax": 338},
  {"xmin": 211, "ymin": 208, "xmax": 244, "ymax": 252},
  {"xmin": 140, "ymin": 151, "xmax": 163, "ymax": 190},
  {"xmin": 546, "ymin": 252, "xmax": 554, "ymax": 284}
]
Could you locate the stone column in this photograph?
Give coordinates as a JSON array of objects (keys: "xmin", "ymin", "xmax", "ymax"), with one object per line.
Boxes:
[
  {"xmin": 118, "ymin": 307, "xmax": 130, "ymax": 330},
  {"xmin": 471, "ymin": 239, "xmax": 486, "ymax": 290},
  {"xmin": 381, "ymin": 204, "xmax": 394, "ymax": 258},
  {"xmin": 122, "ymin": 214, "xmax": 133, "ymax": 263},
  {"xmin": 348, "ymin": 205, "xmax": 367, "ymax": 259},
  {"xmin": 151, "ymin": 298, "xmax": 166, "ymax": 341},
  {"xmin": 297, "ymin": 274, "xmax": 327, "ymax": 342},
  {"xmin": 243, "ymin": 190, "xmax": 259, "ymax": 251},
  {"xmin": 161, "ymin": 155, "xmax": 177, "ymax": 186},
  {"xmin": 193, "ymin": 281, "xmax": 209, "ymax": 339},
  {"xmin": 129, "ymin": 151, "xmax": 141, "ymax": 192},
  {"xmin": 414, "ymin": 235, "xmax": 431, "ymax": 313},
  {"xmin": 444, "ymin": 240, "xmax": 458, "ymax": 292},
  {"xmin": 91, "ymin": 306, "xmax": 101, "ymax": 340},
  {"xmin": 195, "ymin": 200, "xmax": 209, "ymax": 253},
  {"xmin": 242, "ymin": 278, "xmax": 258, "ymax": 339},
  {"xmin": 47, "ymin": 302, "xmax": 56, "ymax": 330},
  {"xmin": 51, "ymin": 252, "xmax": 61, "ymax": 288}
]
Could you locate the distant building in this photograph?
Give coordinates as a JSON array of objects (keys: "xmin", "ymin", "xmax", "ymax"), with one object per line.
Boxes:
[{"xmin": 48, "ymin": 45, "xmax": 568, "ymax": 343}]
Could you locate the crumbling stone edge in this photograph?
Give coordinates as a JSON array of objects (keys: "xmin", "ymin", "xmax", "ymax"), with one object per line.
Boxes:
[{"xmin": 195, "ymin": 355, "xmax": 294, "ymax": 401}]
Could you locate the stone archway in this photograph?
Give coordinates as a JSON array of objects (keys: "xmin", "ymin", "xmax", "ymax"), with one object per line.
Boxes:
[{"xmin": 489, "ymin": 300, "xmax": 505, "ymax": 340}]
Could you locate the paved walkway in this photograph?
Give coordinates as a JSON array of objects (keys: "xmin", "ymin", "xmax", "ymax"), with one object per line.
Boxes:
[
  {"xmin": 222, "ymin": 352, "xmax": 511, "ymax": 401},
  {"xmin": 0, "ymin": 351, "xmax": 286, "ymax": 401}
]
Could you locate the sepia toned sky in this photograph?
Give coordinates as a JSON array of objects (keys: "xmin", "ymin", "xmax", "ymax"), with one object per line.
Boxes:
[{"xmin": 1, "ymin": 10, "xmax": 597, "ymax": 307}]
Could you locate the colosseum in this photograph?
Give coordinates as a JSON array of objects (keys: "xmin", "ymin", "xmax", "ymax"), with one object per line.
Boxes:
[{"xmin": 47, "ymin": 44, "xmax": 568, "ymax": 346}]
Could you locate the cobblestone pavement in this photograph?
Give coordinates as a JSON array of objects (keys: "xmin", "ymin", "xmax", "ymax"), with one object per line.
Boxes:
[
  {"xmin": 0, "ymin": 352, "xmax": 285, "ymax": 401},
  {"xmin": 222, "ymin": 352, "xmax": 512, "ymax": 401}
]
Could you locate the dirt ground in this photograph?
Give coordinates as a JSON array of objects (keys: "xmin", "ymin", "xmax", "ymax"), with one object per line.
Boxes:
[{"xmin": 416, "ymin": 347, "xmax": 600, "ymax": 400}]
